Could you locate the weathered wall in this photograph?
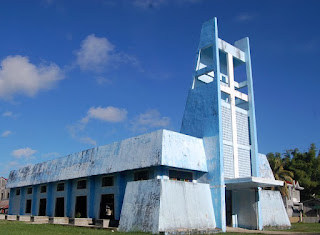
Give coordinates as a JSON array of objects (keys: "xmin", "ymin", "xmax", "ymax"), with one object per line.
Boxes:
[
  {"xmin": 180, "ymin": 18, "xmax": 226, "ymax": 232},
  {"xmin": 159, "ymin": 180, "xmax": 215, "ymax": 232},
  {"xmin": 118, "ymin": 180, "xmax": 161, "ymax": 233},
  {"xmin": 258, "ymin": 153, "xmax": 275, "ymax": 180},
  {"xmin": 7, "ymin": 130, "xmax": 207, "ymax": 188},
  {"xmin": 232, "ymin": 189, "xmax": 257, "ymax": 229},
  {"xmin": 8, "ymin": 188, "xmax": 19, "ymax": 215},
  {"xmin": 161, "ymin": 130, "xmax": 207, "ymax": 172},
  {"xmin": 260, "ymin": 190, "xmax": 291, "ymax": 227},
  {"xmin": 119, "ymin": 179, "xmax": 216, "ymax": 233}
]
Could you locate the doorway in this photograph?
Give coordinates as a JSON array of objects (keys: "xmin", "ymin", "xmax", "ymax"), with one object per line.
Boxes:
[
  {"xmin": 39, "ymin": 198, "xmax": 47, "ymax": 216},
  {"xmin": 55, "ymin": 197, "xmax": 65, "ymax": 217},
  {"xmin": 75, "ymin": 196, "xmax": 87, "ymax": 218},
  {"xmin": 226, "ymin": 190, "xmax": 232, "ymax": 226},
  {"xmin": 99, "ymin": 194, "xmax": 115, "ymax": 219}
]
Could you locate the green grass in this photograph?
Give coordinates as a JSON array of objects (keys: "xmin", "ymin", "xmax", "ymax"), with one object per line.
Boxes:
[
  {"xmin": 1, "ymin": 220, "xmax": 320, "ymax": 234},
  {"xmin": 256, "ymin": 222, "xmax": 320, "ymax": 233},
  {"xmin": 287, "ymin": 222, "xmax": 320, "ymax": 233},
  {"xmin": 0, "ymin": 220, "xmax": 147, "ymax": 235}
]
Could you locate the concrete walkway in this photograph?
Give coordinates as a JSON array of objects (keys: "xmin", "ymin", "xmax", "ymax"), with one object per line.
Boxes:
[{"xmin": 226, "ymin": 227, "xmax": 318, "ymax": 234}]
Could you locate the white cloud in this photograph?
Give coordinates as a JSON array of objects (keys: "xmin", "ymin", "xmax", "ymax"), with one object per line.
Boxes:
[
  {"xmin": 42, "ymin": 152, "xmax": 60, "ymax": 159},
  {"xmin": 68, "ymin": 106, "xmax": 127, "ymax": 146},
  {"xmin": 12, "ymin": 147, "xmax": 37, "ymax": 159},
  {"xmin": 75, "ymin": 34, "xmax": 141, "ymax": 74},
  {"xmin": 2, "ymin": 111, "xmax": 13, "ymax": 117},
  {"xmin": 235, "ymin": 13, "xmax": 257, "ymax": 22},
  {"xmin": 86, "ymin": 106, "xmax": 128, "ymax": 123},
  {"xmin": 131, "ymin": 109, "xmax": 170, "ymax": 132},
  {"xmin": 79, "ymin": 136, "xmax": 97, "ymax": 146},
  {"xmin": 96, "ymin": 76, "xmax": 112, "ymax": 85},
  {"xmin": 1, "ymin": 130, "xmax": 12, "ymax": 137},
  {"xmin": 132, "ymin": 0, "xmax": 201, "ymax": 9},
  {"xmin": 76, "ymin": 34, "xmax": 114, "ymax": 72},
  {"xmin": 0, "ymin": 55, "xmax": 64, "ymax": 100}
]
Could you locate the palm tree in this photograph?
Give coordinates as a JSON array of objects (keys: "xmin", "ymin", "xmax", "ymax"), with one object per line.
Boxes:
[{"xmin": 267, "ymin": 153, "xmax": 294, "ymax": 197}]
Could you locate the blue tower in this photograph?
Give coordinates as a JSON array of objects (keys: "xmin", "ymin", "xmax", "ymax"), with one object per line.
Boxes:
[{"xmin": 181, "ymin": 18, "xmax": 290, "ymax": 231}]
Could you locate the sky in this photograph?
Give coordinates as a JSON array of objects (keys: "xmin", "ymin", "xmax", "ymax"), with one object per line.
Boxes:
[{"xmin": 0, "ymin": 0, "xmax": 319, "ymax": 177}]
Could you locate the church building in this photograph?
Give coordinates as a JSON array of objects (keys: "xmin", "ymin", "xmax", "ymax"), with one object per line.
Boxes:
[{"xmin": 6, "ymin": 18, "xmax": 290, "ymax": 233}]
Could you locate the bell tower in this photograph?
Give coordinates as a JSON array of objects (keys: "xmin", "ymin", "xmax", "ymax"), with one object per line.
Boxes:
[{"xmin": 181, "ymin": 17, "xmax": 261, "ymax": 230}]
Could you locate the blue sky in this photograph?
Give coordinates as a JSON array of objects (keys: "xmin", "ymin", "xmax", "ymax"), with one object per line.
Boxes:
[{"xmin": 0, "ymin": 0, "xmax": 319, "ymax": 177}]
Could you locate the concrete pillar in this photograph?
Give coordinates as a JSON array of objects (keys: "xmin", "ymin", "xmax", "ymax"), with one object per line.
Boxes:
[
  {"xmin": 88, "ymin": 176, "xmax": 96, "ymax": 218},
  {"xmin": 115, "ymin": 172, "xmax": 126, "ymax": 220},
  {"xmin": 66, "ymin": 180, "xmax": 73, "ymax": 217},
  {"xmin": 31, "ymin": 185, "xmax": 38, "ymax": 215},
  {"xmin": 8, "ymin": 188, "xmax": 15, "ymax": 215},
  {"xmin": 46, "ymin": 183, "xmax": 54, "ymax": 217},
  {"xmin": 19, "ymin": 187, "xmax": 25, "ymax": 215}
]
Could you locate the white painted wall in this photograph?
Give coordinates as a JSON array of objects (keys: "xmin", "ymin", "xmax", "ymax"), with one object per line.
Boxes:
[
  {"xmin": 260, "ymin": 190, "xmax": 291, "ymax": 227},
  {"xmin": 159, "ymin": 180, "xmax": 215, "ymax": 232},
  {"xmin": 118, "ymin": 180, "xmax": 161, "ymax": 233},
  {"xmin": 119, "ymin": 179, "xmax": 216, "ymax": 233}
]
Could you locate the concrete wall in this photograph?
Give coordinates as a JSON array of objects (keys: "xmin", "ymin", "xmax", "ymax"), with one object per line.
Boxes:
[
  {"xmin": 7, "ymin": 130, "xmax": 207, "ymax": 189},
  {"xmin": 260, "ymin": 190, "xmax": 291, "ymax": 227},
  {"xmin": 159, "ymin": 180, "xmax": 215, "ymax": 232},
  {"xmin": 258, "ymin": 153, "xmax": 275, "ymax": 180},
  {"xmin": 119, "ymin": 179, "xmax": 216, "ymax": 233},
  {"xmin": 161, "ymin": 131, "xmax": 207, "ymax": 172},
  {"xmin": 9, "ymin": 188, "xmax": 19, "ymax": 215},
  {"xmin": 118, "ymin": 180, "xmax": 161, "ymax": 233},
  {"xmin": 232, "ymin": 189, "xmax": 258, "ymax": 229}
]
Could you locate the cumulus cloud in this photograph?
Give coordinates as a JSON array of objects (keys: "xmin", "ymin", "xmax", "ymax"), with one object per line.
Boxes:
[
  {"xmin": 68, "ymin": 106, "xmax": 127, "ymax": 146},
  {"xmin": 75, "ymin": 34, "xmax": 141, "ymax": 73},
  {"xmin": 131, "ymin": 109, "xmax": 170, "ymax": 132},
  {"xmin": 2, "ymin": 111, "xmax": 13, "ymax": 117},
  {"xmin": 1, "ymin": 130, "xmax": 12, "ymax": 137},
  {"xmin": 84, "ymin": 106, "xmax": 128, "ymax": 123},
  {"xmin": 12, "ymin": 147, "xmax": 37, "ymax": 159},
  {"xmin": 76, "ymin": 34, "xmax": 114, "ymax": 72},
  {"xmin": 0, "ymin": 55, "xmax": 64, "ymax": 100}
]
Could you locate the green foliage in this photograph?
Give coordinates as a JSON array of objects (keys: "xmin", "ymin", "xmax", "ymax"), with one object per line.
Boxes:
[
  {"xmin": 267, "ymin": 143, "xmax": 320, "ymax": 201},
  {"xmin": 266, "ymin": 152, "xmax": 294, "ymax": 197}
]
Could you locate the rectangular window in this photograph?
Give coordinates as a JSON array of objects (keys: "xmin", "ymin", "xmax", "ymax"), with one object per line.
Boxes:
[
  {"xmin": 27, "ymin": 187, "xmax": 32, "ymax": 194},
  {"xmin": 7, "ymin": 192, "xmax": 9, "ymax": 199},
  {"xmin": 57, "ymin": 183, "xmax": 65, "ymax": 191},
  {"xmin": 102, "ymin": 176, "xmax": 114, "ymax": 187},
  {"xmin": 40, "ymin": 185, "xmax": 47, "ymax": 193},
  {"xmin": 169, "ymin": 170, "xmax": 193, "ymax": 182},
  {"xmin": 134, "ymin": 170, "xmax": 149, "ymax": 181},
  {"xmin": 77, "ymin": 180, "xmax": 86, "ymax": 189},
  {"xmin": 16, "ymin": 188, "xmax": 20, "ymax": 196},
  {"xmin": 25, "ymin": 200, "xmax": 32, "ymax": 213},
  {"xmin": 1, "ymin": 193, "xmax": 3, "ymax": 200}
]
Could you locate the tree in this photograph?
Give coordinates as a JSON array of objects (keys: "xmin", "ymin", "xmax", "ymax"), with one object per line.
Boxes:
[
  {"xmin": 267, "ymin": 152, "xmax": 294, "ymax": 197},
  {"xmin": 267, "ymin": 143, "xmax": 320, "ymax": 201}
]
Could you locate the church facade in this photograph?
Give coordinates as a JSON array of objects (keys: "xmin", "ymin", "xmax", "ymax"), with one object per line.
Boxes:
[{"xmin": 6, "ymin": 18, "xmax": 290, "ymax": 233}]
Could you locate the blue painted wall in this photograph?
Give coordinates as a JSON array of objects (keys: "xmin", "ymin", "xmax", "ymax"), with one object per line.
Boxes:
[{"xmin": 181, "ymin": 18, "xmax": 225, "ymax": 232}]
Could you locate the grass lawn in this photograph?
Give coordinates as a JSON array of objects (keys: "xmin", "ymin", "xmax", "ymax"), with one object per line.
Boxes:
[
  {"xmin": 1, "ymin": 220, "xmax": 320, "ymax": 234},
  {"xmin": 285, "ymin": 222, "xmax": 320, "ymax": 233},
  {"xmin": 0, "ymin": 220, "xmax": 146, "ymax": 235}
]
